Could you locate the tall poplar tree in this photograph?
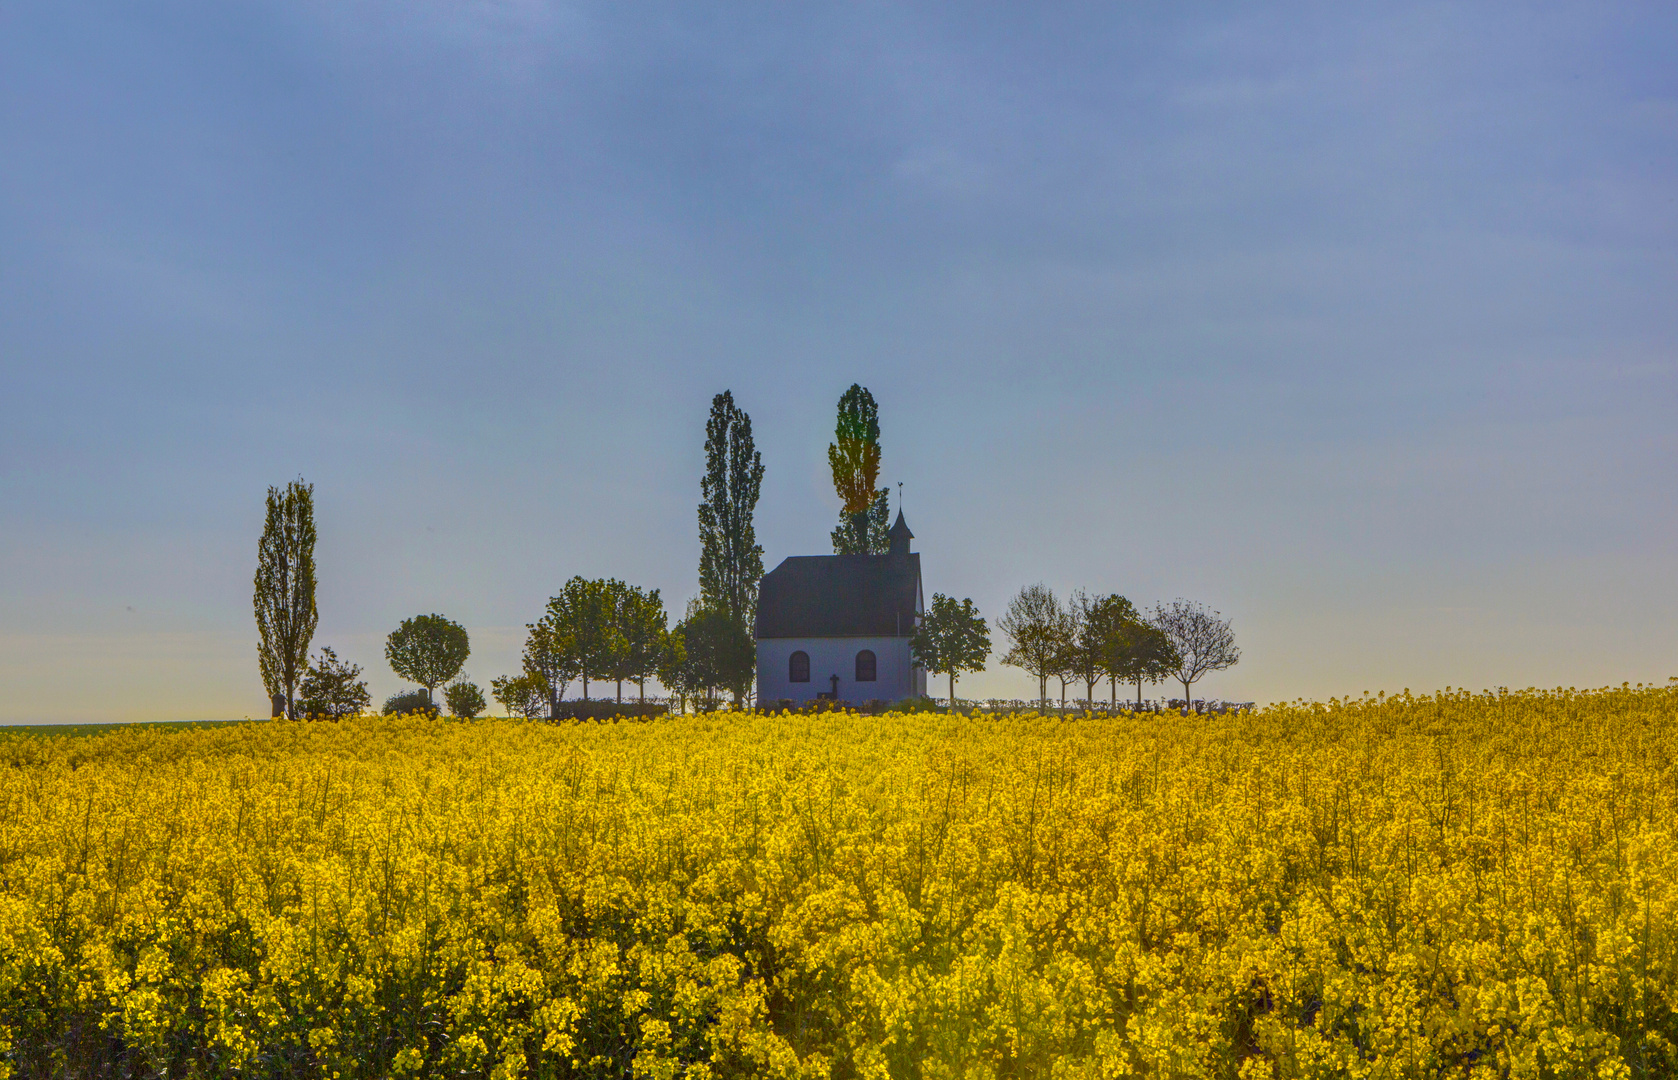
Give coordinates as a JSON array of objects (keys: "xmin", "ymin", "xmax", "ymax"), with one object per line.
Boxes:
[
  {"xmin": 254, "ymin": 479, "xmax": 318, "ymax": 719},
  {"xmin": 829, "ymin": 384, "xmax": 889, "ymax": 554},
  {"xmin": 697, "ymin": 391, "xmax": 766, "ymax": 631}
]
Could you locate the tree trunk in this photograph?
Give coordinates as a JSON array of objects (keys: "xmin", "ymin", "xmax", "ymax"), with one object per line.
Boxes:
[
  {"xmin": 549, "ymin": 686, "xmax": 559, "ymax": 719},
  {"xmin": 582, "ymin": 675, "xmax": 589, "ymax": 701},
  {"xmin": 638, "ymin": 679, "xmax": 645, "ymax": 705},
  {"xmin": 949, "ymin": 670, "xmax": 956, "ymax": 708},
  {"xmin": 1181, "ymin": 679, "xmax": 1192, "ymax": 708},
  {"xmin": 1136, "ymin": 677, "xmax": 1143, "ymax": 709},
  {"xmin": 616, "ymin": 679, "xmax": 622, "ymax": 704}
]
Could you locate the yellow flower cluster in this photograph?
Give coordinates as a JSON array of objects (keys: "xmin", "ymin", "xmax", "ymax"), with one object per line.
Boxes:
[{"xmin": 1, "ymin": 685, "xmax": 1675, "ymax": 1078}]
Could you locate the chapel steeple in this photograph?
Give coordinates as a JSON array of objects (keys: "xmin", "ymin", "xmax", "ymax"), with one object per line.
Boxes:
[{"xmin": 888, "ymin": 510, "xmax": 914, "ymax": 555}]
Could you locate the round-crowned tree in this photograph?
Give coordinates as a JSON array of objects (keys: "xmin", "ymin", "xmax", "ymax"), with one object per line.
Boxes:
[
  {"xmin": 385, "ymin": 614, "xmax": 470, "ymax": 705},
  {"xmin": 444, "ymin": 679, "xmax": 487, "ymax": 719}
]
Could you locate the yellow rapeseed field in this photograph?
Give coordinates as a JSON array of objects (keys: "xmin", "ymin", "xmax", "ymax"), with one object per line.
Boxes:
[{"xmin": 2, "ymin": 686, "xmax": 1675, "ymax": 1079}]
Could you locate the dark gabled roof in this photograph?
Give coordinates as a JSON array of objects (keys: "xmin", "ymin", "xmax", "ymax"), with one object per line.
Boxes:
[{"xmin": 756, "ymin": 553, "xmax": 922, "ymax": 639}]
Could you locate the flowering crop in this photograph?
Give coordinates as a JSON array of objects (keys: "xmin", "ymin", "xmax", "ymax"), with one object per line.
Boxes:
[{"xmin": 1, "ymin": 685, "xmax": 1675, "ymax": 1078}]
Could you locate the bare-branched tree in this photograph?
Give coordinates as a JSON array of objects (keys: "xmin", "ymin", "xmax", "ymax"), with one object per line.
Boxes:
[
  {"xmin": 999, "ymin": 584, "xmax": 1069, "ymax": 711},
  {"xmin": 1062, "ymin": 590, "xmax": 1107, "ymax": 705},
  {"xmin": 1151, "ymin": 599, "xmax": 1240, "ymax": 705}
]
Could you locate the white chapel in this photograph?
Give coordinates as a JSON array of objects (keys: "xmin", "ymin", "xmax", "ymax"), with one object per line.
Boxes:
[{"xmin": 754, "ymin": 512, "xmax": 927, "ymax": 704}]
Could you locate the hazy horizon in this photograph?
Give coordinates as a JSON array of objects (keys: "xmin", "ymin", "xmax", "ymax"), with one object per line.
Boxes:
[{"xmin": 3, "ymin": 2, "xmax": 1675, "ymax": 722}]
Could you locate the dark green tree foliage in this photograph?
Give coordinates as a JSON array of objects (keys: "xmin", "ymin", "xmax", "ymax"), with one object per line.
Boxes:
[
  {"xmin": 609, "ymin": 585, "xmax": 670, "ymax": 703},
  {"xmin": 697, "ymin": 391, "xmax": 766, "ymax": 632},
  {"xmin": 1070, "ymin": 592, "xmax": 1131, "ymax": 703},
  {"xmin": 910, "ymin": 594, "xmax": 991, "ymax": 704},
  {"xmin": 828, "ymin": 384, "xmax": 889, "ymax": 554},
  {"xmin": 539, "ymin": 577, "xmax": 624, "ymax": 701},
  {"xmin": 1112, "ymin": 621, "xmax": 1179, "ymax": 707},
  {"xmin": 382, "ymin": 689, "xmax": 438, "ymax": 717},
  {"xmin": 254, "ymin": 479, "xmax": 318, "ymax": 720},
  {"xmin": 1075, "ymin": 593, "xmax": 1168, "ymax": 707},
  {"xmin": 491, "ymin": 673, "xmax": 547, "ymax": 719},
  {"xmin": 520, "ymin": 618, "xmax": 574, "ymax": 718},
  {"xmin": 654, "ymin": 632, "xmax": 691, "ymax": 714},
  {"xmin": 830, "ymin": 488, "xmax": 891, "ymax": 556},
  {"xmin": 295, "ymin": 647, "xmax": 370, "ymax": 720},
  {"xmin": 443, "ymin": 680, "xmax": 486, "ymax": 719},
  {"xmin": 672, "ymin": 603, "xmax": 755, "ymax": 709},
  {"xmin": 385, "ymin": 614, "xmax": 470, "ymax": 704}
]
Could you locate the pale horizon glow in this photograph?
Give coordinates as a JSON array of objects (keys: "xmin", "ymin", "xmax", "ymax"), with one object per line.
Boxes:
[{"xmin": 1, "ymin": 2, "xmax": 1675, "ymax": 722}]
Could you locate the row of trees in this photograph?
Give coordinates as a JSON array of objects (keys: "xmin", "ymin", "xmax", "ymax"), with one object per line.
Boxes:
[
  {"xmin": 999, "ymin": 586, "xmax": 1239, "ymax": 709},
  {"xmin": 491, "ymin": 581, "xmax": 758, "ymax": 718},
  {"xmin": 903, "ymin": 585, "xmax": 1240, "ymax": 711},
  {"xmin": 814, "ymin": 387, "xmax": 1245, "ymax": 710},
  {"xmin": 491, "ymin": 390, "xmax": 769, "ymax": 717}
]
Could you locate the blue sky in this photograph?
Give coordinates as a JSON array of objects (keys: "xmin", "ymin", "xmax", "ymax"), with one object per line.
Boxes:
[{"xmin": 2, "ymin": 1, "xmax": 1674, "ymax": 720}]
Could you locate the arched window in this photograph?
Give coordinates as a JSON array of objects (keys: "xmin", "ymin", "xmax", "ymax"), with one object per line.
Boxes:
[
  {"xmin": 855, "ymin": 649, "xmax": 877, "ymax": 682},
  {"xmin": 789, "ymin": 650, "xmax": 810, "ymax": 683}
]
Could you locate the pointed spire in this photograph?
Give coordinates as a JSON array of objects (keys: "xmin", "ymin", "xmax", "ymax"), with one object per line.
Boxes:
[{"xmin": 888, "ymin": 510, "xmax": 913, "ymax": 555}]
